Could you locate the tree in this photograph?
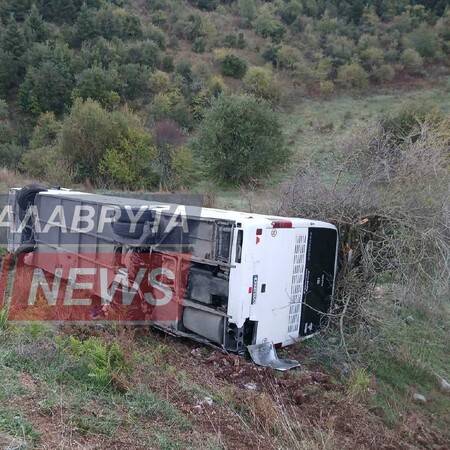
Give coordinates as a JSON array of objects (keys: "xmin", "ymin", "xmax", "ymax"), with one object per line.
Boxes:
[
  {"xmin": 195, "ymin": 94, "xmax": 288, "ymax": 182},
  {"xmin": 254, "ymin": 7, "xmax": 285, "ymax": 42},
  {"xmin": 74, "ymin": 66, "xmax": 119, "ymax": 107},
  {"xmin": 25, "ymin": 3, "xmax": 47, "ymax": 43},
  {"xmin": 99, "ymin": 126, "xmax": 158, "ymax": 189},
  {"xmin": 75, "ymin": 3, "xmax": 97, "ymax": 44},
  {"xmin": 19, "ymin": 61, "xmax": 72, "ymax": 115},
  {"xmin": 60, "ymin": 98, "xmax": 119, "ymax": 181},
  {"xmin": 0, "ymin": 49, "xmax": 19, "ymax": 95},
  {"xmin": 221, "ymin": 54, "xmax": 247, "ymax": 79},
  {"xmin": 243, "ymin": 66, "xmax": 280, "ymax": 105},
  {"xmin": 336, "ymin": 62, "xmax": 369, "ymax": 89},
  {"xmin": 117, "ymin": 63, "xmax": 151, "ymax": 99},
  {"xmin": 400, "ymin": 48, "xmax": 423, "ymax": 73},
  {"xmin": 2, "ymin": 16, "xmax": 26, "ymax": 58},
  {"xmin": 237, "ymin": 0, "xmax": 257, "ymax": 27}
]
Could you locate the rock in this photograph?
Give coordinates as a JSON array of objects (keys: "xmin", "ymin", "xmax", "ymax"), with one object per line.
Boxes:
[
  {"xmin": 190, "ymin": 348, "xmax": 202, "ymax": 358},
  {"xmin": 203, "ymin": 396, "xmax": 213, "ymax": 407},
  {"xmin": 244, "ymin": 382, "xmax": 258, "ymax": 391},
  {"xmin": 340, "ymin": 362, "xmax": 350, "ymax": 377},
  {"xmin": 405, "ymin": 315, "xmax": 415, "ymax": 324},
  {"xmin": 413, "ymin": 393, "xmax": 426, "ymax": 403},
  {"xmin": 437, "ymin": 376, "xmax": 450, "ymax": 392}
]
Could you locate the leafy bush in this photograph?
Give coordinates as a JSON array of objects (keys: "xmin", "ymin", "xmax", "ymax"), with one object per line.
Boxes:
[
  {"xmin": 336, "ymin": 62, "xmax": 369, "ymax": 89},
  {"xmin": 19, "ymin": 62, "xmax": 73, "ymax": 115},
  {"xmin": 99, "ymin": 126, "xmax": 159, "ymax": 189},
  {"xmin": 220, "ymin": 54, "xmax": 247, "ymax": 78},
  {"xmin": 118, "ymin": 63, "xmax": 151, "ymax": 99},
  {"xmin": 74, "ymin": 66, "xmax": 120, "ymax": 108},
  {"xmin": 66, "ymin": 336, "xmax": 132, "ymax": 389},
  {"xmin": 400, "ymin": 48, "xmax": 424, "ymax": 73},
  {"xmin": 192, "ymin": 37, "xmax": 206, "ymax": 53},
  {"xmin": 61, "ymin": 99, "xmax": 159, "ymax": 187},
  {"xmin": 372, "ymin": 64, "xmax": 395, "ymax": 83},
  {"xmin": 254, "ymin": 7, "xmax": 285, "ymax": 42},
  {"xmin": 195, "ymin": 93, "xmax": 288, "ymax": 182},
  {"xmin": 243, "ymin": 66, "xmax": 280, "ymax": 105}
]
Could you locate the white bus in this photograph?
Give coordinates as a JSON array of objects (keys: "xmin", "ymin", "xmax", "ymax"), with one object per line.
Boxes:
[{"xmin": 8, "ymin": 185, "xmax": 338, "ymax": 359}]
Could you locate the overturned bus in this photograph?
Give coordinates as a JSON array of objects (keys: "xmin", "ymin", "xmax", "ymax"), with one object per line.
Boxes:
[{"xmin": 7, "ymin": 185, "xmax": 338, "ymax": 359}]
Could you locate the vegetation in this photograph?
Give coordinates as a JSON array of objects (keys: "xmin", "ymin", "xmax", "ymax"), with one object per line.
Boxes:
[
  {"xmin": 0, "ymin": 0, "xmax": 449, "ymax": 447},
  {"xmin": 0, "ymin": 0, "xmax": 447, "ymax": 186}
]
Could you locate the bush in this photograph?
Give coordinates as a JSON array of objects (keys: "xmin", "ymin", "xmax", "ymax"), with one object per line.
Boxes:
[
  {"xmin": 19, "ymin": 62, "xmax": 72, "ymax": 115},
  {"xmin": 192, "ymin": 37, "xmax": 206, "ymax": 53},
  {"xmin": 400, "ymin": 48, "xmax": 423, "ymax": 73},
  {"xmin": 60, "ymin": 99, "xmax": 119, "ymax": 182},
  {"xmin": 161, "ymin": 55, "xmax": 174, "ymax": 73},
  {"xmin": 336, "ymin": 62, "xmax": 369, "ymax": 89},
  {"xmin": 195, "ymin": 93, "xmax": 288, "ymax": 182},
  {"xmin": 254, "ymin": 7, "xmax": 285, "ymax": 42},
  {"xmin": 220, "ymin": 54, "xmax": 247, "ymax": 79},
  {"xmin": 372, "ymin": 64, "xmax": 395, "ymax": 83},
  {"xmin": 243, "ymin": 66, "xmax": 280, "ymax": 105},
  {"xmin": 99, "ymin": 126, "xmax": 159, "ymax": 189},
  {"xmin": 118, "ymin": 63, "xmax": 151, "ymax": 99},
  {"xmin": 74, "ymin": 66, "xmax": 120, "ymax": 108}
]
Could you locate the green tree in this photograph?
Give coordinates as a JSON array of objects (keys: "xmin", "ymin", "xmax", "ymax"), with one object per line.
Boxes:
[
  {"xmin": 221, "ymin": 54, "xmax": 247, "ymax": 78},
  {"xmin": 400, "ymin": 48, "xmax": 423, "ymax": 73},
  {"xmin": 118, "ymin": 63, "xmax": 151, "ymax": 99},
  {"xmin": 19, "ymin": 61, "xmax": 72, "ymax": 115},
  {"xmin": 237, "ymin": 0, "xmax": 257, "ymax": 27},
  {"xmin": 0, "ymin": 49, "xmax": 19, "ymax": 95},
  {"xmin": 2, "ymin": 16, "xmax": 26, "ymax": 58},
  {"xmin": 75, "ymin": 3, "xmax": 97, "ymax": 44},
  {"xmin": 24, "ymin": 3, "xmax": 47, "ymax": 43},
  {"xmin": 243, "ymin": 66, "xmax": 280, "ymax": 105},
  {"xmin": 336, "ymin": 62, "xmax": 369, "ymax": 89},
  {"xmin": 195, "ymin": 94, "xmax": 288, "ymax": 182},
  {"xmin": 99, "ymin": 126, "xmax": 158, "ymax": 189},
  {"xmin": 74, "ymin": 66, "xmax": 119, "ymax": 107},
  {"xmin": 60, "ymin": 98, "xmax": 119, "ymax": 181},
  {"xmin": 254, "ymin": 7, "xmax": 285, "ymax": 42}
]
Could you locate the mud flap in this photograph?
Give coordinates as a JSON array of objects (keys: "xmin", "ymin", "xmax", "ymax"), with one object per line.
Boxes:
[{"xmin": 247, "ymin": 342, "xmax": 300, "ymax": 371}]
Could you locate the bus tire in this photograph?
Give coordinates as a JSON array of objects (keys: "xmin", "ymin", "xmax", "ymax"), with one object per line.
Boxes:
[{"xmin": 17, "ymin": 184, "xmax": 47, "ymax": 210}]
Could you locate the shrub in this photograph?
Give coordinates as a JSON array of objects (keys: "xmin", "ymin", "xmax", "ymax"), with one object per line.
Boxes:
[
  {"xmin": 60, "ymin": 99, "xmax": 119, "ymax": 182},
  {"xmin": 360, "ymin": 46, "xmax": 385, "ymax": 70},
  {"xmin": 409, "ymin": 25, "xmax": 439, "ymax": 58},
  {"xmin": 237, "ymin": 0, "xmax": 257, "ymax": 27},
  {"xmin": 276, "ymin": 45, "xmax": 302, "ymax": 70},
  {"xmin": 192, "ymin": 37, "xmax": 206, "ymax": 53},
  {"xmin": 400, "ymin": 48, "xmax": 423, "ymax": 73},
  {"xmin": 19, "ymin": 62, "xmax": 73, "ymax": 115},
  {"xmin": 319, "ymin": 80, "xmax": 334, "ymax": 97},
  {"xmin": 126, "ymin": 40, "xmax": 160, "ymax": 68},
  {"xmin": 74, "ymin": 66, "xmax": 120, "ymax": 108},
  {"xmin": 118, "ymin": 63, "xmax": 151, "ymax": 99},
  {"xmin": 237, "ymin": 32, "xmax": 246, "ymax": 49},
  {"xmin": 195, "ymin": 93, "xmax": 288, "ymax": 183},
  {"xmin": 372, "ymin": 64, "xmax": 395, "ymax": 83},
  {"xmin": 220, "ymin": 54, "xmax": 247, "ymax": 78},
  {"xmin": 254, "ymin": 7, "xmax": 285, "ymax": 42},
  {"xmin": 161, "ymin": 55, "xmax": 174, "ymax": 72},
  {"xmin": 243, "ymin": 66, "xmax": 280, "ymax": 105},
  {"xmin": 336, "ymin": 62, "xmax": 369, "ymax": 89},
  {"xmin": 99, "ymin": 126, "xmax": 159, "ymax": 189}
]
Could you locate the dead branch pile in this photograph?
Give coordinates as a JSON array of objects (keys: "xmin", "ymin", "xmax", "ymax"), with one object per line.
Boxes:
[{"xmin": 279, "ymin": 119, "xmax": 450, "ymax": 330}]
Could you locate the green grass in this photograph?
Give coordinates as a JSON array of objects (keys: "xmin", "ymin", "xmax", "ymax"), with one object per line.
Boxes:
[{"xmin": 214, "ymin": 82, "xmax": 450, "ymax": 210}]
